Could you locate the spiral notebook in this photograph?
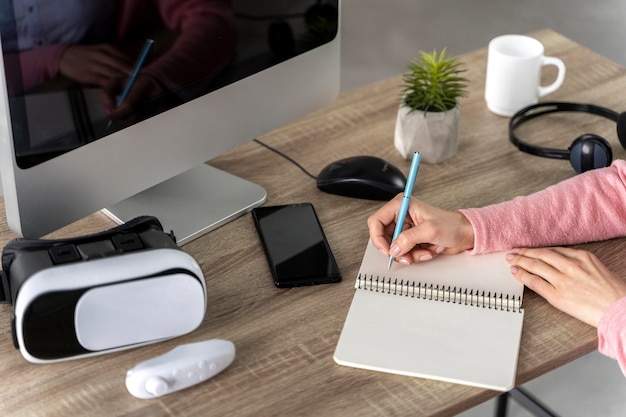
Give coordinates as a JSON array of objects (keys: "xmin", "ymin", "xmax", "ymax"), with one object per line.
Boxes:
[{"xmin": 334, "ymin": 240, "xmax": 525, "ymax": 391}]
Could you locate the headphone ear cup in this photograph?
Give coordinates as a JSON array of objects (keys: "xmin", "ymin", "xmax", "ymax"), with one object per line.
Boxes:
[{"xmin": 569, "ymin": 134, "xmax": 613, "ymax": 173}]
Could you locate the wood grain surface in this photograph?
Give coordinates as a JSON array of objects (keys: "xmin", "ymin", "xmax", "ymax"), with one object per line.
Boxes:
[{"xmin": 1, "ymin": 29, "xmax": 625, "ymax": 417}]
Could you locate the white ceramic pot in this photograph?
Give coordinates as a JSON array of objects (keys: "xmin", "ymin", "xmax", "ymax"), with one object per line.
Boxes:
[{"xmin": 394, "ymin": 105, "xmax": 461, "ymax": 164}]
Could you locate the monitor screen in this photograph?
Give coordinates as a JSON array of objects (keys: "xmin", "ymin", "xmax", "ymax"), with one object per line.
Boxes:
[{"xmin": 0, "ymin": 0, "xmax": 340, "ymax": 242}]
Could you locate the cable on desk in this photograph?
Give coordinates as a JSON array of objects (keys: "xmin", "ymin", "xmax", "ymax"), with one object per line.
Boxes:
[{"xmin": 253, "ymin": 138, "xmax": 318, "ymax": 180}]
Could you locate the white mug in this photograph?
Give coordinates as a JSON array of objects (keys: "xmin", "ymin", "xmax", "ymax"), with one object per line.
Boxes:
[{"xmin": 484, "ymin": 34, "xmax": 566, "ymax": 116}]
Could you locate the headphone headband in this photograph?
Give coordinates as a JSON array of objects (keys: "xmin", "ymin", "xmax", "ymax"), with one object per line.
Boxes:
[
  {"xmin": 508, "ymin": 101, "xmax": 626, "ymax": 173},
  {"xmin": 509, "ymin": 102, "xmax": 621, "ymax": 159}
]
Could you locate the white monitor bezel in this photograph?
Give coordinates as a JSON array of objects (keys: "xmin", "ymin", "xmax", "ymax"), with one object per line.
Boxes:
[{"xmin": 0, "ymin": 8, "xmax": 340, "ymax": 238}]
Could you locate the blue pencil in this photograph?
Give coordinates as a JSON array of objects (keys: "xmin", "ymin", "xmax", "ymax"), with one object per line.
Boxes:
[
  {"xmin": 115, "ymin": 38, "xmax": 154, "ymax": 108},
  {"xmin": 388, "ymin": 152, "xmax": 421, "ymax": 270}
]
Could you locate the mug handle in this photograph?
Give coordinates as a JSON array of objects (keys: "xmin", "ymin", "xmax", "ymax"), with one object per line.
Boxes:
[{"xmin": 538, "ymin": 56, "xmax": 566, "ymax": 97}]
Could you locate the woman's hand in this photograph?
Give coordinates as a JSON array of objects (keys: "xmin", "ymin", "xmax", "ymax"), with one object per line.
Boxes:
[
  {"xmin": 59, "ymin": 44, "xmax": 132, "ymax": 87},
  {"xmin": 101, "ymin": 74, "xmax": 165, "ymax": 120},
  {"xmin": 507, "ymin": 247, "xmax": 626, "ymax": 327},
  {"xmin": 367, "ymin": 194, "xmax": 475, "ymax": 265}
]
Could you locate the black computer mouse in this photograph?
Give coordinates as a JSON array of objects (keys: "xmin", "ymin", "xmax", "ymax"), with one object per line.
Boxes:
[{"xmin": 316, "ymin": 156, "xmax": 407, "ymax": 200}]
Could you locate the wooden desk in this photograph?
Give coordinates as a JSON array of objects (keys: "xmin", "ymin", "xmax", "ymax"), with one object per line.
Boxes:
[{"xmin": 1, "ymin": 29, "xmax": 625, "ymax": 417}]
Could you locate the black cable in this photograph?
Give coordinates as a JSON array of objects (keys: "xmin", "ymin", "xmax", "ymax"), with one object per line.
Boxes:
[{"xmin": 253, "ymin": 138, "xmax": 318, "ymax": 180}]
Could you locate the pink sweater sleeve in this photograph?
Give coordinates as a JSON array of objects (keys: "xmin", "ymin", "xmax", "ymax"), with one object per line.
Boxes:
[
  {"xmin": 7, "ymin": 44, "xmax": 68, "ymax": 94},
  {"xmin": 118, "ymin": 0, "xmax": 237, "ymax": 91},
  {"xmin": 598, "ymin": 296, "xmax": 626, "ymax": 375},
  {"xmin": 459, "ymin": 159, "xmax": 626, "ymax": 254},
  {"xmin": 459, "ymin": 160, "xmax": 626, "ymax": 375}
]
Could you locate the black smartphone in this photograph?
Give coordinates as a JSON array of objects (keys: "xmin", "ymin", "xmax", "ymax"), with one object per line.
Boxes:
[{"xmin": 251, "ymin": 203, "xmax": 341, "ymax": 287}]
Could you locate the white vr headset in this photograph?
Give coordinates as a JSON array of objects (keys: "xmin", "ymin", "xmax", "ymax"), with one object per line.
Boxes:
[{"xmin": 0, "ymin": 216, "xmax": 207, "ymax": 363}]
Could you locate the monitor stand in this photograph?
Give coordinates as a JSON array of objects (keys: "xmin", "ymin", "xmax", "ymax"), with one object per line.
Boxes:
[{"xmin": 102, "ymin": 164, "xmax": 267, "ymax": 245}]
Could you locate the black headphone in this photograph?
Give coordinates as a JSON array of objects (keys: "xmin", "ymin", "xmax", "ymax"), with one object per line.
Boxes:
[{"xmin": 509, "ymin": 102, "xmax": 626, "ymax": 173}]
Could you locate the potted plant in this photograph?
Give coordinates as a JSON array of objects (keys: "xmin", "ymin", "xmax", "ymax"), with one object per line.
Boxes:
[{"xmin": 394, "ymin": 48, "xmax": 469, "ymax": 164}]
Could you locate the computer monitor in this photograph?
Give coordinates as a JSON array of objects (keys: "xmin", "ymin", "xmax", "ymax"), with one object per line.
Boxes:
[{"xmin": 0, "ymin": 0, "xmax": 340, "ymax": 244}]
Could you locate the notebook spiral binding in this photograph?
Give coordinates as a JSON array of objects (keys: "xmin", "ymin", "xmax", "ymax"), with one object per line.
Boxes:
[{"xmin": 356, "ymin": 274, "xmax": 522, "ymax": 313}]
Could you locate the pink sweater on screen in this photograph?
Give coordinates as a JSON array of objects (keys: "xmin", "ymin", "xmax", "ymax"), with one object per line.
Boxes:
[
  {"xmin": 459, "ymin": 159, "xmax": 626, "ymax": 376},
  {"xmin": 14, "ymin": 0, "xmax": 236, "ymax": 93}
]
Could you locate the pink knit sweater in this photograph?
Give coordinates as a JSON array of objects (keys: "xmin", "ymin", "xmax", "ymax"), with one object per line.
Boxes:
[
  {"xmin": 13, "ymin": 0, "xmax": 237, "ymax": 93},
  {"xmin": 459, "ymin": 159, "xmax": 626, "ymax": 376}
]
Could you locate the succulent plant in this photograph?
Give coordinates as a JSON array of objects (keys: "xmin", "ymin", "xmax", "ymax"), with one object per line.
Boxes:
[{"xmin": 401, "ymin": 48, "xmax": 469, "ymax": 114}]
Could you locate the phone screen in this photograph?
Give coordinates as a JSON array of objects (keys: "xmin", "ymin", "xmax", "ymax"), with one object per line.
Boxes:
[{"xmin": 251, "ymin": 203, "xmax": 341, "ymax": 287}]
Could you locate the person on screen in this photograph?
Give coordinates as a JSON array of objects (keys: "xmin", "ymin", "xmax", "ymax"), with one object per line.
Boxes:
[
  {"xmin": 0, "ymin": 0, "xmax": 237, "ymax": 118},
  {"xmin": 367, "ymin": 160, "xmax": 626, "ymax": 376}
]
